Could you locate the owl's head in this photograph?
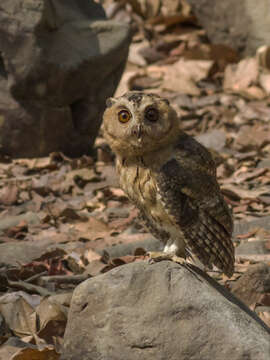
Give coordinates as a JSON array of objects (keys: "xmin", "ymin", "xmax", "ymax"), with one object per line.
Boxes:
[{"xmin": 103, "ymin": 91, "xmax": 179, "ymax": 157}]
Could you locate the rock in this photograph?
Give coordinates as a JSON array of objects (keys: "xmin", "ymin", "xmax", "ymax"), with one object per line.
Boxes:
[
  {"xmin": 231, "ymin": 263, "xmax": 270, "ymax": 308},
  {"xmin": 0, "ymin": 0, "xmax": 130, "ymax": 158},
  {"xmin": 0, "ymin": 212, "xmax": 40, "ymax": 232},
  {"xmin": 48, "ymin": 292, "xmax": 73, "ymax": 308},
  {"xmin": 0, "ymin": 240, "xmax": 53, "ymax": 266},
  {"xmin": 236, "ymin": 240, "xmax": 270, "ymax": 256},
  {"xmin": 257, "ymin": 158, "xmax": 270, "ymax": 168},
  {"xmin": 187, "ymin": 0, "xmax": 270, "ymax": 55},
  {"xmin": 61, "ymin": 261, "xmax": 270, "ymax": 360},
  {"xmin": 234, "ymin": 216, "xmax": 270, "ymax": 236}
]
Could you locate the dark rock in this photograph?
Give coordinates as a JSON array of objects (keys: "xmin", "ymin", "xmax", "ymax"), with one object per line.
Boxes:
[
  {"xmin": 61, "ymin": 261, "xmax": 270, "ymax": 360},
  {"xmin": 0, "ymin": 0, "xmax": 130, "ymax": 157},
  {"xmin": 187, "ymin": 0, "xmax": 270, "ymax": 55}
]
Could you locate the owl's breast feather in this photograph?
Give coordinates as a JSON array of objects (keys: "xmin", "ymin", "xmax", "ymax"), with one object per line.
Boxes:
[{"xmin": 117, "ymin": 158, "xmax": 176, "ymax": 227}]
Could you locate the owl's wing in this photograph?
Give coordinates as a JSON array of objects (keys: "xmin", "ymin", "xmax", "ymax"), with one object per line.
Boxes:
[{"xmin": 155, "ymin": 136, "xmax": 234, "ymax": 277}]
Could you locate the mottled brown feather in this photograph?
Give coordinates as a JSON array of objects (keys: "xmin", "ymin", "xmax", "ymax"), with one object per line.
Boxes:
[
  {"xmin": 156, "ymin": 139, "xmax": 234, "ymax": 277},
  {"xmin": 103, "ymin": 91, "xmax": 235, "ymax": 277}
]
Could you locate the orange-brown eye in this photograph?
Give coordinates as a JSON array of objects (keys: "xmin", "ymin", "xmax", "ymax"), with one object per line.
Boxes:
[{"xmin": 118, "ymin": 110, "xmax": 131, "ymax": 123}]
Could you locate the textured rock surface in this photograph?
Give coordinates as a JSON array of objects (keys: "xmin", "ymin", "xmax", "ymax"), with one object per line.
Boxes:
[
  {"xmin": 0, "ymin": 240, "xmax": 53, "ymax": 266},
  {"xmin": 0, "ymin": 0, "xmax": 130, "ymax": 157},
  {"xmin": 187, "ymin": 0, "xmax": 270, "ymax": 55},
  {"xmin": 61, "ymin": 261, "xmax": 270, "ymax": 360}
]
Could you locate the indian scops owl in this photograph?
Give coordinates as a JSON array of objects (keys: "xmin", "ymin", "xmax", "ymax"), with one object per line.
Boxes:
[{"xmin": 102, "ymin": 91, "xmax": 235, "ymax": 277}]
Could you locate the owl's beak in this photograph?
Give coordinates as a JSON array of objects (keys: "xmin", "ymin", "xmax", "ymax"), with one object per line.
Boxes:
[{"xmin": 132, "ymin": 124, "xmax": 143, "ymax": 140}]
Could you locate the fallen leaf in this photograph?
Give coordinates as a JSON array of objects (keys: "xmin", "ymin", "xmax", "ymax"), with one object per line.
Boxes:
[
  {"xmin": 5, "ymin": 221, "xmax": 28, "ymax": 238},
  {"xmin": 259, "ymin": 73, "xmax": 270, "ymax": 94},
  {"xmin": 232, "ymin": 168, "xmax": 267, "ymax": 184},
  {"xmin": 235, "ymin": 124, "xmax": 270, "ymax": 151},
  {"xmin": 83, "ymin": 249, "xmax": 101, "ymax": 264},
  {"xmin": 0, "ymin": 184, "xmax": 19, "ymax": 205},
  {"xmin": 128, "ymin": 42, "xmax": 148, "ymax": 66},
  {"xmin": 162, "ymin": 58, "xmax": 214, "ymax": 95},
  {"xmin": 222, "ymin": 184, "xmax": 270, "ymax": 200},
  {"xmin": 36, "ymin": 298, "xmax": 67, "ymax": 344},
  {"xmin": 73, "ymin": 217, "xmax": 110, "ymax": 241},
  {"xmin": 257, "ymin": 310, "xmax": 270, "ymax": 328},
  {"xmin": 224, "ymin": 58, "xmax": 258, "ymax": 93},
  {"xmin": 0, "ymin": 292, "xmax": 39, "ymax": 337},
  {"xmin": 0, "ymin": 337, "xmax": 59, "ymax": 360},
  {"xmin": 236, "ymin": 228, "xmax": 259, "ymax": 240}
]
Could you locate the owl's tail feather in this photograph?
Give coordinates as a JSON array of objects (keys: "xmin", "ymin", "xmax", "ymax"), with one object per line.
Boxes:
[{"xmin": 183, "ymin": 213, "xmax": 235, "ymax": 278}]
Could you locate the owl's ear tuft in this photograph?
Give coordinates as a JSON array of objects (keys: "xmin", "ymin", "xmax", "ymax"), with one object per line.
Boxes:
[{"xmin": 106, "ymin": 97, "xmax": 117, "ymax": 108}]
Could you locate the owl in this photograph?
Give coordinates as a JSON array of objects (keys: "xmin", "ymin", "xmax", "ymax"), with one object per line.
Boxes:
[{"xmin": 103, "ymin": 91, "xmax": 235, "ymax": 277}]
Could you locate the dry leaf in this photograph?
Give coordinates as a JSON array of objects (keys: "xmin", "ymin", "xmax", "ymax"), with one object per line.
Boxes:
[
  {"xmin": 259, "ymin": 73, "xmax": 270, "ymax": 94},
  {"xmin": 128, "ymin": 42, "xmax": 148, "ymax": 66},
  {"xmin": 0, "ymin": 292, "xmax": 40, "ymax": 337},
  {"xmin": 221, "ymin": 184, "xmax": 270, "ymax": 200},
  {"xmin": 0, "ymin": 184, "xmax": 18, "ymax": 205},
  {"xmin": 0, "ymin": 337, "xmax": 59, "ymax": 360},
  {"xmin": 83, "ymin": 249, "xmax": 101, "ymax": 264},
  {"xmin": 162, "ymin": 59, "xmax": 214, "ymax": 95},
  {"xmin": 257, "ymin": 310, "xmax": 270, "ymax": 328},
  {"xmin": 73, "ymin": 217, "xmax": 110, "ymax": 241},
  {"xmin": 224, "ymin": 58, "xmax": 258, "ymax": 93},
  {"xmin": 36, "ymin": 298, "xmax": 67, "ymax": 344}
]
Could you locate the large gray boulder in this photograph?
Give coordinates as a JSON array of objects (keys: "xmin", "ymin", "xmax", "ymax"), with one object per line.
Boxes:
[
  {"xmin": 0, "ymin": 0, "xmax": 130, "ymax": 157},
  {"xmin": 187, "ymin": 0, "xmax": 270, "ymax": 55},
  {"xmin": 61, "ymin": 261, "xmax": 270, "ymax": 360}
]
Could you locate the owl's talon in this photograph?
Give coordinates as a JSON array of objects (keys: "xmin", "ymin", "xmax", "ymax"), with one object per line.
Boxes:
[
  {"xmin": 170, "ymin": 255, "xmax": 187, "ymax": 265},
  {"xmin": 147, "ymin": 251, "xmax": 186, "ymax": 266}
]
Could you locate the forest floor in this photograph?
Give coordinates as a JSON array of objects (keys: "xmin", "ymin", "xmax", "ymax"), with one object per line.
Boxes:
[{"xmin": 0, "ymin": 1, "xmax": 270, "ymax": 358}]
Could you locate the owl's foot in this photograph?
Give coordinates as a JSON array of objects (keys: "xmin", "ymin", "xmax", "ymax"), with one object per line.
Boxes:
[
  {"xmin": 147, "ymin": 251, "xmax": 187, "ymax": 265},
  {"xmin": 147, "ymin": 251, "xmax": 203, "ymax": 281}
]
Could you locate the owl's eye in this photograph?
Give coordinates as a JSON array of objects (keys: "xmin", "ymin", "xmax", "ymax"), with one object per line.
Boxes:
[
  {"xmin": 118, "ymin": 110, "xmax": 131, "ymax": 123},
  {"xmin": 145, "ymin": 107, "xmax": 159, "ymax": 122}
]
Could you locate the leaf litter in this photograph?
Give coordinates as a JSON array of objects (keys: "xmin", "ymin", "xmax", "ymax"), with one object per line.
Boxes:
[{"xmin": 1, "ymin": 0, "xmax": 270, "ymax": 356}]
